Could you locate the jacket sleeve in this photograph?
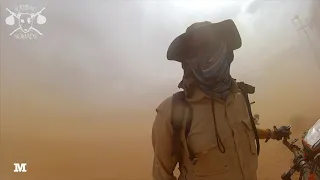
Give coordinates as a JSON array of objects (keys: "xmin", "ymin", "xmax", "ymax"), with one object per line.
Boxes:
[
  {"xmin": 257, "ymin": 127, "xmax": 280, "ymax": 140},
  {"xmin": 152, "ymin": 97, "xmax": 178, "ymax": 180},
  {"xmin": 257, "ymin": 128, "xmax": 271, "ymax": 139}
]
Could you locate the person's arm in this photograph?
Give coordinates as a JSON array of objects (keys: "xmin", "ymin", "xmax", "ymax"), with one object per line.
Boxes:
[
  {"xmin": 152, "ymin": 99, "xmax": 178, "ymax": 180},
  {"xmin": 257, "ymin": 126, "xmax": 291, "ymax": 141},
  {"xmin": 257, "ymin": 128, "xmax": 275, "ymax": 139},
  {"xmin": 252, "ymin": 114, "xmax": 291, "ymax": 141}
]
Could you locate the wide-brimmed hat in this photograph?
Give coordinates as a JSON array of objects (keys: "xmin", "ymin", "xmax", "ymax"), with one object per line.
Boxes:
[{"xmin": 167, "ymin": 19, "xmax": 242, "ymax": 62}]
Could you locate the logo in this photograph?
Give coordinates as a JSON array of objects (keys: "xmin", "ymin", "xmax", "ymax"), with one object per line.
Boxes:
[
  {"xmin": 5, "ymin": 5, "xmax": 46, "ymax": 40},
  {"xmin": 13, "ymin": 163, "xmax": 27, "ymax": 172}
]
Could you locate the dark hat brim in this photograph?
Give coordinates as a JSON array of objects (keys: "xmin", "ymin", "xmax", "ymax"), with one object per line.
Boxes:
[{"xmin": 167, "ymin": 19, "xmax": 242, "ymax": 62}]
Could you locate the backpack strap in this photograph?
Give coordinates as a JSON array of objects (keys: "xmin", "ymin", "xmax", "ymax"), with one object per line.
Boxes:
[
  {"xmin": 237, "ymin": 82, "xmax": 260, "ymax": 155},
  {"xmin": 171, "ymin": 91, "xmax": 194, "ymax": 164}
]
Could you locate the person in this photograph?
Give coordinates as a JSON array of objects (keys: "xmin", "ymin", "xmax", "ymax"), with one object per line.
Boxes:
[{"xmin": 152, "ymin": 20, "xmax": 291, "ymax": 180}]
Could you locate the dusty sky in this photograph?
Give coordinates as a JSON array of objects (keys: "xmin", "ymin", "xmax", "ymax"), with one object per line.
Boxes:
[{"xmin": 1, "ymin": 0, "xmax": 320, "ymax": 180}]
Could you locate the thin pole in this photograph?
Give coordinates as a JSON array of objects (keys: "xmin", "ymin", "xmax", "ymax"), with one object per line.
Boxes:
[{"xmin": 292, "ymin": 15, "xmax": 320, "ymax": 70}]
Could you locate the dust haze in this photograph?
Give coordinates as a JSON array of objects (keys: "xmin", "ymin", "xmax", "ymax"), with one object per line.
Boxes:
[{"xmin": 0, "ymin": 0, "xmax": 320, "ymax": 180}]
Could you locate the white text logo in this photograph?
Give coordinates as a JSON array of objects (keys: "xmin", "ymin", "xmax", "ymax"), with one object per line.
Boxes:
[
  {"xmin": 13, "ymin": 163, "xmax": 27, "ymax": 172},
  {"xmin": 5, "ymin": 5, "xmax": 46, "ymax": 40}
]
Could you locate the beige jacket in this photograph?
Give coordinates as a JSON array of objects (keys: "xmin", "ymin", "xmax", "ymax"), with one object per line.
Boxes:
[{"xmin": 152, "ymin": 83, "xmax": 258, "ymax": 180}]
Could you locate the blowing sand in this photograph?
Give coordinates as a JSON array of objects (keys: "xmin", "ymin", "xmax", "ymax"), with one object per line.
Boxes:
[
  {"xmin": 1, "ymin": 50, "xmax": 320, "ymax": 180},
  {"xmin": 1, "ymin": 7, "xmax": 320, "ymax": 179},
  {"xmin": 0, "ymin": 111, "xmax": 318, "ymax": 180}
]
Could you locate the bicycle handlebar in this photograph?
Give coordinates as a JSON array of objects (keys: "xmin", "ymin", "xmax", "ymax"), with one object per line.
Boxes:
[
  {"xmin": 282, "ymin": 138, "xmax": 301, "ymax": 158},
  {"xmin": 281, "ymin": 138, "xmax": 311, "ymax": 180}
]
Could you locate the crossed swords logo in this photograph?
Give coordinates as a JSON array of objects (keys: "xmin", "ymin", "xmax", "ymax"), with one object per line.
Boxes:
[{"xmin": 5, "ymin": 7, "xmax": 46, "ymax": 36}]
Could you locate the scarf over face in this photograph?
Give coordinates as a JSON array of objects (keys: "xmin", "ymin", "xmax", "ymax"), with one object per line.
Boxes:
[{"xmin": 181, "ymin": 42, "xmax": 234, "ymax": 100}]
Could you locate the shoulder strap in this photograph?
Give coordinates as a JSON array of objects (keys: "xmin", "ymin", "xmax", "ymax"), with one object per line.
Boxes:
[
  {"xmin": 237, "ymin": 82, "xmax": 260, "ymax": 155},
  {"xmin": 171, "ymin": 91, "xmax": 194, "ymax": 163}
]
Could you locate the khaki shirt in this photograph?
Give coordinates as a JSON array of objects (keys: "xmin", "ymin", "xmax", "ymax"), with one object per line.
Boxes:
[{"xmin": 152, "ymin": 83, "xmax": 258, "ymax": 180}]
